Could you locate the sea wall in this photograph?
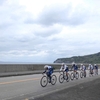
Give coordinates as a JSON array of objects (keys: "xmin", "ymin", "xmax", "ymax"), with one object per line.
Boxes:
[
  {"xmin": 0, "ymin": 63, "xmax": 100, "ymax": 73},
  {"xmin": 0, "ymin": 63, "xmax": 61, "ymax": 73},
  {"xmin": 0, "ymin": 63, "xmax": 99, "ymax": 77}
]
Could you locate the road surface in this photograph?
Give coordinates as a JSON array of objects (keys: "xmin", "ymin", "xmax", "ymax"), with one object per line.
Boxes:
[{"xmin": 0, "ymin": 69, "xmax": 100, "ymax": 100}]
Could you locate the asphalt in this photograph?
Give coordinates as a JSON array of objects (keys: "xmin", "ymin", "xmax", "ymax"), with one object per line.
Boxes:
[{"xmin": 32, "ymin": 77, "xmax": 100, "ymax": 100}]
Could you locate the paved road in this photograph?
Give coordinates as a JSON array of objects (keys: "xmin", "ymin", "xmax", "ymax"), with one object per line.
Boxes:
[{"xmin": 0, "ymin": 69, "xmax": 100, "ymax": 100}]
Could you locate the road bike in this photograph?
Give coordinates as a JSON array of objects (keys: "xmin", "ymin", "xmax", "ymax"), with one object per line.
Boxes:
[
  {"xmin": 59, "ymin": 71, "xmax": 70, "ymax": 83},
  {"xmin": 89, "ymin": 69, "xmax": 94, "ymax": 77},
  {"xmin": 80, "ymin": 70, "xmax": 86, "ymax": 78},
  {"xmin": 94, "ymin": 69, "xmax": 98, "ymax": 75},
  {"xmin": 71, "ymin": 71, "xmax": 79, "ymax": 80},
  {"xmin": 40, "ymin": 73, "xmax": 57, "ymax": 87}
]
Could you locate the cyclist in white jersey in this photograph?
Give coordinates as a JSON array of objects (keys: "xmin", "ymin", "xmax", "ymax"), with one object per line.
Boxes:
[
  {"xmin": 88, "ymin": 64, "xmax": 94, "ymax": 74},
  {"xmin": 80, "ymin": 64, "xmax": 86, "ymax": 76},
  {"xmin": 80, "ymin": 64, "xmax": 86, "ymax": 71},
  {"xmin": 60, "ymin": 63, "xmax": 69, "ymax": 76}
]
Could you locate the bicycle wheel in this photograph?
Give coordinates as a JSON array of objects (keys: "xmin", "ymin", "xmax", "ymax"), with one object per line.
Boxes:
[
  {"xmin": 75, "ymin": 72, "xmax": 79, "ymax": 79},
  {"xmin": 66, "ymin": 73, "xmax": 70, "ymax": 82},
  {"xmin": 89, "ymin": 70, "xmax": 93, "ymax": 77},
  {"xmin": 84, "ymin": 72, "xmax": 86, "ymax": 77},
  {"xmin": 40, "ymin": 76, "xmax": 48, "ymax": 87},
  {"xmin": 95, "ymin": 70, "xmax": 98, "ymax": 75},
  {"xmin": 80, "ymin": 72, "xmax": 83, "ymax": 78},
  {"xmin": 51, "ymin": 74, "xmax": 57, "ymax": 85},
  {"xmin": 89, "ymin": 72, "xmax": 91, "ymax": 77},
  {"xmin": 96, "ymin": 71, "xmax": 98, "ymax": 75},
  {"xmin": 59, "ymin": 74, "xmax": 64, "ymax": 83},
  {"xmin": 71, "ymin": 73, "xmax": 74, "ymax": 80}
]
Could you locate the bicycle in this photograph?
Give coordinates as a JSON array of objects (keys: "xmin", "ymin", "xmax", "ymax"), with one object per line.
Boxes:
[
  {"xmin": 80, "ymin": 70, "xmax": 86, "ymax": 78},
  {"xmin": 71, "ymin": 71, "xmax": 79, "ymax": 80},
  {"xmin": 89, "ymin": 69, "xmax": 94, "ymax": 77},
  {"xmin": 94, "ymin": 69, "xmax": 98, "ymax": 75},
  {"xmin": 40, "ymin": 73, "xmax": 57, "ymax": 87},
  {"xmin": 59, "ymin": 71, "xmax": 70, "ymax": 83}
]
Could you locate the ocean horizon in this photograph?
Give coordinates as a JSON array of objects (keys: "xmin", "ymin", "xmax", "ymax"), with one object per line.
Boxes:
[{"xmin": 0, "ymin": 61, "xmax": 56, "ymax": 64}]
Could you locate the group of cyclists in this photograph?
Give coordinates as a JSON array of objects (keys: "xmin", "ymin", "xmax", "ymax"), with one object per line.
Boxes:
[{"xmin": 42, "ymin": 62, "xmax": 99, "ymax": 85}]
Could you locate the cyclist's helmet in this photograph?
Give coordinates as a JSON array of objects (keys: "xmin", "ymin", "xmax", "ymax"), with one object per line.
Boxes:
[
  {"xmin": 89, "ymin": 64, "xmax": 91, "ymax": 66},
  {"xmin": 81, "ymin": 64, "xmax": 83, "ymax": 66},
  {"xmin": 44, "ymin": 65, "xmax": 48, "ymax": 69},
  {"xmin": 61, "ymin": 63, "xmax": 65, "ymax": 66},
  {"xmin": 72, "ymin": 62, "xmax": 75, "ymax": 65},
  {"xmin": 94, "ymin": 64, "xmax": 96, "ymax": 66}
]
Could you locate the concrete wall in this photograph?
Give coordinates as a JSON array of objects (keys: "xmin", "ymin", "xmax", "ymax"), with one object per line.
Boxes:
[
  {"xmin": 0, "ymin": 63, "xmax": 99, "ymax": 73},
  {"xmin": 0, "ymin": 63, "xmax": 62, "ymax": 73}
]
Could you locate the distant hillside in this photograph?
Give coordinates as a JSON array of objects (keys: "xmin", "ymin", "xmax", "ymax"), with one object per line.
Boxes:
[{"xmin": 54, "ymin": 52, "xmax": 100, "ymax": 64}]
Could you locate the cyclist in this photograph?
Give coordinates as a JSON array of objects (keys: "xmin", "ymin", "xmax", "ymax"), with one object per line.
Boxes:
[
  {"xmin": 42, "ymin": 65, "xmax": 54, "ymax": 83},
  {"xmin": 94, "ymin": 64, "xmax": 98, "ymax": 75},
  {"xmin": 71, "ymin": 62, "xmax": 78, "ymax": 74},
  {"xmin": 80, "ymin": 64, "xmax": 86, "ymax": 77},
  {"xmin": 88, "ymin": 64, "xmax": 94, "ymax": 75},
  {"xmin": 60, "ymin": 63, "xmax": 69, "ymax": 77}
]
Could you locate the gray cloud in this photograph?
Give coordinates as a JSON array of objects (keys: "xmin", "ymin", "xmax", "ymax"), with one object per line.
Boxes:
[
  {"xmin": 24, "ymin": 16, "xmax": 36, "ymax": 24},
  {"xmin": 38, "ymin": 5, "xmax": 89, "ymax": 26},
  {"xmin": 34, "ymin": 26, "xmax": 62, "ymax": 37},
  {"xmin": 24, "ymin": 4, "xmax": 90, "ymax": 26}
]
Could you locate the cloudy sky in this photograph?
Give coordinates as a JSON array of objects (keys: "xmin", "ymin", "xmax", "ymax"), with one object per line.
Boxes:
[{"xmin": 0, "ymin": 0, "xmax": 100, "ymax": 63}]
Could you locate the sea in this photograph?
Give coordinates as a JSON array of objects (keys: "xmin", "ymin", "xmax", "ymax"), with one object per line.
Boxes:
[{"xmin": 0, "ymin": 61, "xmax": 56, "ymax": 64}]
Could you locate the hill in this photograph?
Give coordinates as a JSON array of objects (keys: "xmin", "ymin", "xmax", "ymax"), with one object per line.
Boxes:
[{"xmin": 54, "ymin": 52, "xmax": 100, "ymax": 64}]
